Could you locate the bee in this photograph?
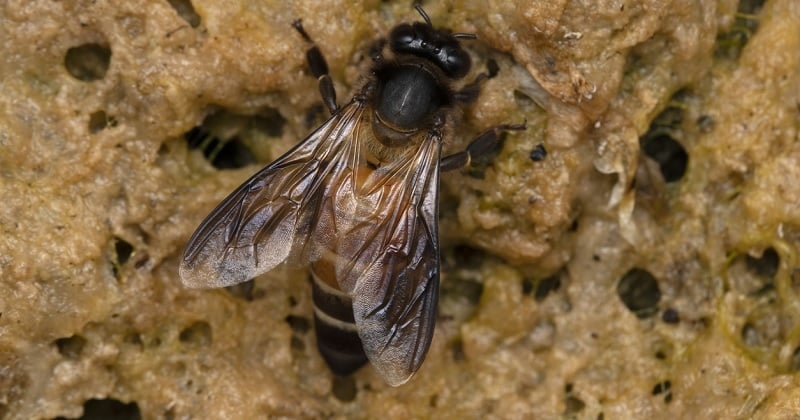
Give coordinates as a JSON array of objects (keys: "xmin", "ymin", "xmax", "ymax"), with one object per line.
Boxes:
[{"xmin": 179, "ymin": 6, "xmax": 525, "ymax": 386}]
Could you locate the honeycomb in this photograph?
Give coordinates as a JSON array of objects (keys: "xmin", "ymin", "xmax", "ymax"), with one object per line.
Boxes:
[{"xmin": 1, "ymin": 0, "xmax": 798, "ymax": 418}]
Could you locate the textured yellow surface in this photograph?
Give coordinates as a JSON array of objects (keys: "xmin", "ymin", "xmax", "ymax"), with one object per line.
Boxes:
[{"xmin": 1, "ymin": 0, "xmax": 799, "ymax": 418}]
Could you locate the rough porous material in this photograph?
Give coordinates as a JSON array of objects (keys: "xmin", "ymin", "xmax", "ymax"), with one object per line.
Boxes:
[{"xmin": 1, "ymin": 0, "xmax": 799, "ymax": 418}]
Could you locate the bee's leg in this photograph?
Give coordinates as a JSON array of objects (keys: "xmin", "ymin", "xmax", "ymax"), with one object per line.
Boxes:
[
  {"xmin": 440, "ymin": 122, "xmax": 526, "ymax": 172},
  {"xmin": 293, "ymin": 20, "xmax": 338, "ymax": 114},
  {"xmin": 453, "ymin": 73, "xmax": 488, "ymax": 103},
  {"xmin": 368, "ymin": 38, "xmax": 387, "ymax": 63}
]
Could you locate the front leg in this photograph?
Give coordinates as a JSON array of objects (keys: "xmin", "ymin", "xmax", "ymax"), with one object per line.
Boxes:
[
  {"xmin": 293, "ymin": 20, "xmax": 338, "ymax": 114},
  {"xmin": 440, "ymin": 122, "xmax": 527, "ymax": 172},
  {"xmin": 368, "ymin": 37, "xmax": 387, "ymax": 63}
]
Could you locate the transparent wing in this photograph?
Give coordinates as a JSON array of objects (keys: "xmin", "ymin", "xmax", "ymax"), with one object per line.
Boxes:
[
  {"xmin": 331, "ymin": 132, "xmax": 442, "ymax": 386},
  {"xmin": 180, "ymin": 97, "xmax": 442, "ymax": 386},
  {"xmin": 179, "ymin": 102, "xmax": 367, "ymax": 288}
]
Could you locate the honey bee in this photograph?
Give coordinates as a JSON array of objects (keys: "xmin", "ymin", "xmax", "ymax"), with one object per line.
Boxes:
[{"xmin": 180, "ymin": 6, "xmax": 525, "ymax": 386}]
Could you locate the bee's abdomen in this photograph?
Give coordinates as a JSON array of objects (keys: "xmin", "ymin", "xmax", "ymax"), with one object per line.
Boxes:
[{"xmin": 311, "ymin": 271, "xmax": 368, "ymax": 376}]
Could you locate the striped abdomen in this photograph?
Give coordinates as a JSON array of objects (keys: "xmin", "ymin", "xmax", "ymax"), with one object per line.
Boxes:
[{"xmin": 310, "ymin": 262, "xmax": 368, "ymax": 376}]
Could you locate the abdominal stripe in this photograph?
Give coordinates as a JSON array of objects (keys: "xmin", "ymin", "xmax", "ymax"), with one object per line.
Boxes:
[{"xmin": 311, "ymin": 270, "xmax": 356, "ymax": 325}]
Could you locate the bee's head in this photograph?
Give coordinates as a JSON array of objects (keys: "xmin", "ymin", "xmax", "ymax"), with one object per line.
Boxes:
[{"xmin": 388, "ymin": 6, "xmax": 474, "ymax": 79}]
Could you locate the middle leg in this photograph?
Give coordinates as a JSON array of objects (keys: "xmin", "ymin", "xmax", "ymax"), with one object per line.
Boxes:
[
  {"xmin": 293, "ymin": 20, "xmax": 338, "ymax": 114},
  {"xmin": 440, "ymin": 122, "xmax": 527, "ymax": 172}
]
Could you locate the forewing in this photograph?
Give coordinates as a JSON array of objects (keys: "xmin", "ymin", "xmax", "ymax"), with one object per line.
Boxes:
[
  {"xmin": 337, "ymin": 133, "xmax": 442, "ymax": 386},
  {"xmin": 179, "ymin": 103, "xmax": 366, "ymax": 288}
]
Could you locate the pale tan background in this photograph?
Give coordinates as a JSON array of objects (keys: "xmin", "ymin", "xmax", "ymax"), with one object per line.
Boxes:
[{"xmin": 1, "ymin": 0, "xmax": 799, "ymax": 418}]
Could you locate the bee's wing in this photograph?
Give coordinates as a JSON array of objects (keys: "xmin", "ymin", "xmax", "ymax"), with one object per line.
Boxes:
[
  {"xmin": 334, "ymin": 132, "xmax": 442, "ymax": 386},
  {"xmin": 179, "ymin": 103, "xmax": 366, "ymax": 288}
]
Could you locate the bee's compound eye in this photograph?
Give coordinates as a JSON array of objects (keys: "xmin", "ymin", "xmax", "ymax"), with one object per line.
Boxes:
[
  {"xmin": 444, "ymin": 48, "xmax": 470, "ymax": 79},
  {"xmin": 390, "ymin": 24, "xmax": 417, "ymax": 51}
]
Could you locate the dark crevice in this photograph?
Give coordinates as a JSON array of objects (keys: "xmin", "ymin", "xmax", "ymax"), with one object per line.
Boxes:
[
  {"xmin": 640, "ymin": 101, "xmax": 689, "ymax": 183},
  {"xmin": 114, "ymin": 238, "xmax": 134, "ymax": 265},
  {"xmin": 661, "ymin": 308, "xmax": 680, "ymax": 324},
  {"xmin": 652, "ymin": 379, "xmax": 673, "ymax": 404},
  {"xmin": 714, "ymin": 0, "xmax": 764, "ymax": 59},
  {"xmin": 88, "ymin": 110, "xmax": 117, "ymax": 133},
  {"xmin": 331, "ymin": 375, "xmax": 357, "ymax": 402},
  {"xmin": 285, "ymin": 315, "xmax": 311, "ymax": 335},
  {"xmin": 529, "ymin": 143, "xmax": 547, "ymax": 162},
  {"xmin": 252, "ymin": 109, "xmax": 287, "ymax": 137},
  {"xmin": 451, "ymin": 338, "xmax": 465, "ymax": 362},
  {"xmin": 184, "ymin": 109, "xmax": 286, "ymax": 170},
  {"xmin": 304, "ymin": 103, "xmax": 327, "ymax": 129},
  {"xmin": 446, "ymin": 245, "xmax": 486, "ymax": 271},
  {"xmin": 54, "ymin": 335, "xmax": 87, "ymax": 359},
  {"xmin": 564, "ymin": 383, "xmax": 585, "ymax": 415},
  {"xmin": 65, "ymin": 43, "xmax": 111, "ymax": 81},
  {"xmin": 167, "ymin": 0, "xmax": 201, "ymax": 28},
  {"xmin": 652, "ymin": 379, "xmax": 671, "ymax": 395},
  {"xmin": 641, "ymin": 134, "xmax": 688, "ymax": 182},
  {"xmin": 485, "ymin": 58, "xmax": 500, "ymax": 79},
  {"xmin": 521, "ymin": 277, "xmax": 534, "ymax": 295},
  {"xmin": 534, "ymin": 273, "xmax": 562, "ymax": 302},
  {"xmin": 212, "ymin": 139, "xmax": 256, "ymax": 169},
  {"xmin": 111, "ymin": 237, "xmax": 134, "ymax": 279},
  {"xmin": 513, "ymin": 89, "xmax": 536, "ymax": 108},
  {"xmin": 54, "ymin": 398, "xmax": 141, "ymax": 420},
  {"xmin": 564, "ymin": 396, "xmax": 585, "ymax": 415},
  {"xmin": 225, "ymin": 279, "xmax": 256, "ymax": 301},
  {"xmin": 179, "ymin": 321, "xmax": 212, "ymax": 347},
  {"xmin": 617, "ymin": 268, "xmax": 661, "ymax": 318},
  {"xmin": 745, "ymin": 247, "xmax": 780, "ymax": 279}
]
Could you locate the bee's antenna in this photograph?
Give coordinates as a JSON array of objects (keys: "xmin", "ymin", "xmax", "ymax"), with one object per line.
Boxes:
[
  {"xmin": 415, "ymin": 5, "xmax": 432, "ymax": 26},
  {"xmin": 452, "ymin": 33, "xmax": 477, "ymax": 40}
]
